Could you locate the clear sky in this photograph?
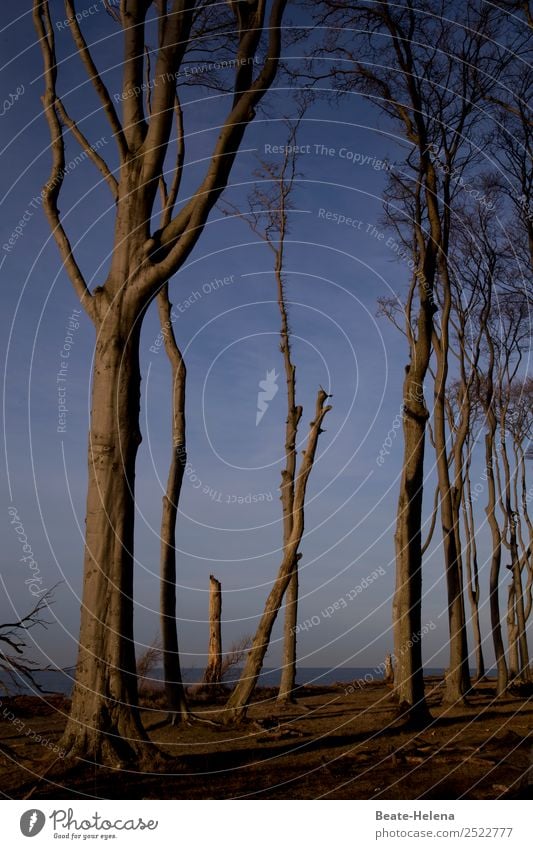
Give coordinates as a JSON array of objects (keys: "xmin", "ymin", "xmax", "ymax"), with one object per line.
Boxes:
[{"xmin": 1, "ymin": 2, "xmax": 528, "ymax": 678}]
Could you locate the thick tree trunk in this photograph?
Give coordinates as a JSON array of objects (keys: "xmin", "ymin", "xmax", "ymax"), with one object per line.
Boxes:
[
  {"xmin": 61, "ymin": 309, "xmax": 150, "ymax": 764},
  {"xmin": 203, "ymin": 575, "xmax": 222, "ymax": 686},
  {"xmin": 384, "ymin": 653, "xmax": 394, "ymax": 685},
  {"xmin": 225, "ymin": 390, "xmax": 331, "ymax": 722},
  {"xmin": 432, "ymin": 283, "xmax": 470, "ymax": 705},
  {"xmin": 393, "ymin": 393, "xmax": 431, "ymax": 724},
  {"xmin": 392, "ymin": 275, "xmax": 434, "ymax": 726},
  {"xmin": 158, "ymin": 286, "xmax": 189, "ymax": 721}
]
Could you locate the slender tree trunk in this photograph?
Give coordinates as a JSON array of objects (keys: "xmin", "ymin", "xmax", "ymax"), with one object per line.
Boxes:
[
  {"xmin": 507, "ymin": 584, "xmax": 519, "ymax": 679},
  {"xmin": 225, "ymin": 390, "xmax": 331, "ymax": 721},
  {"xmin": 463, "ymin": 459, "xmax": 485, "ymax": 680},
  {"xmin": 509, "ymin": 526, "xmax": 530, "ymax": 682},
  {"xmin": 158, "ymin": 285, "xmax": 189, "ymax": 722},
  {"xmin": 278, "ymin": 567, "xmax": 299, "ymax": 700},
  {"xmin": 61, "ymin": 309, "xmax": 150, "ymax": 763},
  {"xmin": 499, "ymin": 438, "xmax": 530, "ymax": 682},
  {"xmin": 276, "ymin": 249, "xmax": 303, "ymax": 704},
  {"xmin": 204, "ymin": 575, "xmax": 222, "ymax": 686},
  {"xmin": 485, "ymin": 431, "xmax": 508, "ymax": 695}
]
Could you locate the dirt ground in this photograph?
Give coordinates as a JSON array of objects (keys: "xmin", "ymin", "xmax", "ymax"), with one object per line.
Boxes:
[{"xmin": 1, "ymin": 678, "xmax": 532, "ymax": 800}]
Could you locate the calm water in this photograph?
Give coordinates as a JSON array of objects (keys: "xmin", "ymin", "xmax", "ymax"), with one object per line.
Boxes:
[{"xmin": 1, "ymin": 665, "xmax": 474, "ymax": 696}]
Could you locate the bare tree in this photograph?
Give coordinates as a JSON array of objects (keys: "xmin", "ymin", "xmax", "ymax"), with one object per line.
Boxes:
[
  {"xmin": 317, "ymin": 0, "xmax": 500, "ymax": 716},
  {"xmin": 225, "ymin": 389, "xmax": 331, "ymax": 722},
  {"xmin": 493, "ymin": 305, "xmax": 531, "ymax": 684},
  {"xmin": 0, "ymin": 591, "xmax": 55, "ymax": 694},
  {"xmin": 34, "ymin": 0, "xmax": 289, "ymax": 764},
  {"xmin": 223, "ymin": 113, "xmax": 307, "ymax": 704}
]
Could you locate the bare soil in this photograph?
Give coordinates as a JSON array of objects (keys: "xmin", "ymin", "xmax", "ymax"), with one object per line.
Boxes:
[{"xmin": 1, "ymin": 678, "xmax": 532, "ymax": 800}]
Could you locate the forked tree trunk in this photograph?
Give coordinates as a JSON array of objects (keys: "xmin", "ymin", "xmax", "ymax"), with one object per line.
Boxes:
[
  {"xmin": 203, "ymin": 575, "xmax": 222, "ymax": 686},
  {"xmin": 61, "ymin": 309, "xmax": 150, "ymax": 763},
  {"xmin": 158, "ymin": 285, "xmax": 189, "ymax": 722},
  {"xmin": 276, "ymin": 250, "xmax": 302, "ymax": 704},
  {"xmin": 225, "ymin": 390, "xmax": 331, "ymax": 721}
]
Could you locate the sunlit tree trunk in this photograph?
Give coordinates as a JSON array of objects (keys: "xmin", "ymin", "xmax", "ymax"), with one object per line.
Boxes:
[{"xmin": 157, "ymin": 285, "xmax": 189, "ymax": 722}]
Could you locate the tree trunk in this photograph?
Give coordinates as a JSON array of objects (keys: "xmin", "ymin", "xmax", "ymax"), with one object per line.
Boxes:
[
  {"xmin": 485, "ymin": 432, "xmax": 508, "ymax": 696},
  {"xmin": 392, "ymin": 286, "xmax": 433, "ymax": 726},
  {"xmin": 393, "ymin": 391, "xmax": 431, "ymax": 724},
  {"xmin": 158, "ymin": 285, "xmax": 189, "ymax": 722},
  {"xmin": 203, "ymin": 575, "xmax": 222, "ymax": 686},
  {"xmin": 61, "ymin": 308, "xmax": 150, "ymax": 764},
  {"xmin": 462, "ymin": 460, "xmax": 485, "ymax": 680},
  {"xmin": 225, "ymin": 390, "xmax": 331, "ymax": 722},
  {"xmin": 276, "ymin": 259, "xmax": 302, "ymax": 704},
  {"xmin": 507, "ymin": 584, "xmax": 519, "ymax": 679},
  {"xmin": 160, "ymin": 445, "xmax": 189, "ymax": 722},
  {"xmin": 500, "ymin": 438, "xmax": 530, "ymax": 683},
  {"xmin": 432, "ymin": 279, "xmax": 470, "ymax": 705},
  {"xmin": 278, "ymin": 565, "xmax": 299, "ymax": 701},
  {"xmin": 384, "ymin": 653, "xmax": 394, "ymax": 685}
]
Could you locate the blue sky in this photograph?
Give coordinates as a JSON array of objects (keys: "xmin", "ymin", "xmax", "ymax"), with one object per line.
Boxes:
[{"xmin": 1, "ymin": 2, "xmax": 527, "ymax": 678}]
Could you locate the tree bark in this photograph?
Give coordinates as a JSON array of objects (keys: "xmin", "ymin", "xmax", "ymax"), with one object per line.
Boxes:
[
  {"xmin": 462, "ymin": 463, "xmax": 485, "ymax": 680},
  {"xmin": 158, "ymin": 285, "xmax": 189, "ymax": 721},
  {"xmin": 276, "ymin": 238, "xmax": 302, "ymax": 704},
  {"xmin": 393, "ymin": 377, "xmax": 432, "ymax": 724},
  {"xmin": 499, "ymin": 435, "xmax": 530, "ymax": 683},
  {"xmin": 507, "ymin": 584, "xmax": 519, "ymax": 679},
  {"xmin": 61, "ymin": 308, "xmax": 149, "ymax": 764},
  {"xmin": 485, "ymin": 430, "xmax": 508, "ymax": 696},
  {"xmin": 434, "ymin": 387, "xmax": 470, "ymax": 704},
  {"xmin": 203, "ymin": 575, "xmax": 222, "ymax": 686}
]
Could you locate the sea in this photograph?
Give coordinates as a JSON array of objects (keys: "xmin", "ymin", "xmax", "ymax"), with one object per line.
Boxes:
[{"xmin": 0, "ymin": 665, "xmax": 480, "ymax": 696}]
